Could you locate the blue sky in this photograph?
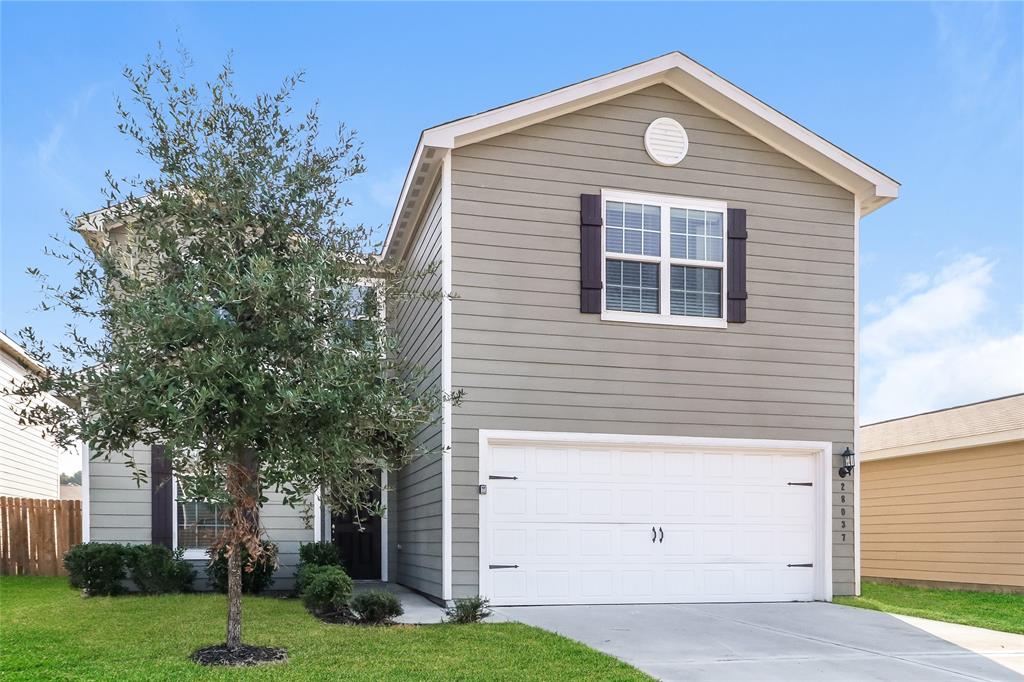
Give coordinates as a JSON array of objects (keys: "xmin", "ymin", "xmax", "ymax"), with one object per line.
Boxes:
[{"xmin": 2, "ymin": 2, "xmax": 1022, "ymax": 430}]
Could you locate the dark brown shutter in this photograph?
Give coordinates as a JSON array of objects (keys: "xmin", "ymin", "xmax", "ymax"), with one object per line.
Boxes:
[
  {"xmin": 726, "ymin": 208, "xmax": 748, "ymax": 323},
  {"xmin": 151, "ymin": 444, "xmax": 173, "ymax": 548},
  {"xmin": 580, "ymin": 194, "xmax": 603, "ymax": 313}
]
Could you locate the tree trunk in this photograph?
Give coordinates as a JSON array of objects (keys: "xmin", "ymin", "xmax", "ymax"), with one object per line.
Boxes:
[
  {"xmin": 225, "ymin": 449, "xmax": 255, "ymax": 650},
  {"xmin": 226, "ymin": 538, "xmax": 243, "ymax": 649}
]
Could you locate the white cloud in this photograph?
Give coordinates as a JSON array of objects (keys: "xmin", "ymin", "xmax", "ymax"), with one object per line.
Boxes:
[
  {"xmin": 35, "ymin": 84, "xmax": 98, "ymax": 166},
  {"xmin": 861, "ymin": 254, "xmax": 1024, "ymax": 423},
  {"xmin": 930, "ymin": 2, "xmax": 1022, "ymax": 145}
]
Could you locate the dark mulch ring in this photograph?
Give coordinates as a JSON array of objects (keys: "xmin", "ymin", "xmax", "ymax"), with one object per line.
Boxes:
[{"xmin": 191, "ymin": 644, "xmax": 288, "ymax": 667}]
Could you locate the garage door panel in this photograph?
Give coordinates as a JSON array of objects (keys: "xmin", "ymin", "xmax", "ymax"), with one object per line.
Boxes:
[
  {"xmin": 489, "ymin": 563, "xmax": 815, "ymax": 605},
  {"xmin": 485, "ymin": 442, "xmax": 822, "ymax": 605}
]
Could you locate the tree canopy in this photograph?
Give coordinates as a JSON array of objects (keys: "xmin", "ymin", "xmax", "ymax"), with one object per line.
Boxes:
[{"xmin": 11, "ymin": 50, "xmax": 450, "ymax": 650}]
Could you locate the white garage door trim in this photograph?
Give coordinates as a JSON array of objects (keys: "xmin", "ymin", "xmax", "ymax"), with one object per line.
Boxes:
[{"xmin": 478, "ymin": 430, "xmax": 833, "ymax": 605}]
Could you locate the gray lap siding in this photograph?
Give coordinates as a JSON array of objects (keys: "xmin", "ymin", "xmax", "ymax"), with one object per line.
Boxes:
[
  {"xmin": 88, "ymin": 444, "xmax": 313, "ymax": 591},
  {"xmin": 390, "ymin": 179, "xmax": 445, "ymax": 598},
  {"xmin": 448, "ymin": 84, "xmax": 857, "ymax": 598}
]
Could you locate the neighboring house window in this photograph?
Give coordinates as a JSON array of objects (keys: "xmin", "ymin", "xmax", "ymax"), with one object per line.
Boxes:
[
  {"xmin": 174, "ymin": 481, "xmax": 224, "ymax": 559},
  {"xmin": 602, "ymin": 190, "xmax": 727, "ymax": 328}
]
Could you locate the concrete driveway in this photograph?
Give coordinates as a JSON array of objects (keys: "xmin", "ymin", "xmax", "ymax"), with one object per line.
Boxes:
[{"xmin": 493, "ymin": 602, "xmax": 1024, "ymax": 681}]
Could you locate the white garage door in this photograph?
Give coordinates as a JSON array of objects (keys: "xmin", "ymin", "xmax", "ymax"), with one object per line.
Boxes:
[{"xmin": 481, "ymin": 438, "xmax": 826, "ymax": 606}]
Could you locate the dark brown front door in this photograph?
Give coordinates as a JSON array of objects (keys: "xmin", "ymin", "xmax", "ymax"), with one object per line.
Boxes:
[{"xmin": 331, "ymin": 509, "xmax": 381, "ymax": 580}]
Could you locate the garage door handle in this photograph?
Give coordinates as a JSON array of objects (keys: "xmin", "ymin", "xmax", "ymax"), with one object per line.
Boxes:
[
  {"xmin": 489, "ymin": 564, "xmax": 519, "ymax": 569},
  {"xmin": 651, "ymin": 526, "xmax": 656, "ymax": 543},
  {"xmin": 786, "ymin": 563, "xmax": 813, "ymax": 568},
  {"xmin": 658, "ymin": 527, "xmax": 664, "ymax": 543}
]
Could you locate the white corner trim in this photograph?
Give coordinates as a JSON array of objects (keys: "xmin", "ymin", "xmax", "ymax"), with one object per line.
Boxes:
[
  {"xmin": 80, "ymin": 440, "xmax": 90, "ymax": 543},
  {"xmin": 381, "ymin": 469, "xmax": 389, "ymax": 582},
  {"xmin": 477, "ymin": 430, "xmax": 834, "ymax": 604},
  {"xmin": 313, "ymin": 487, "xmax": 322, "ymax": 543},
  {"xmin": 853, "ymin": 197, "xmax": 862, "ymax": 596},
  {"xmin": 440, "ymin": 149, "xmax": 454, "ymax": 601}
]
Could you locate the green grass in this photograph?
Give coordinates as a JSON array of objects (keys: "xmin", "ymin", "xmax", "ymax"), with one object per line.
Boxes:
[
  {"xmin": 0, "ymin": 577, "xmax": 650, "ymax": 681},
  {"xmin": 835, "ymin": 581, "xmax": 1024, "ymax": 634}
]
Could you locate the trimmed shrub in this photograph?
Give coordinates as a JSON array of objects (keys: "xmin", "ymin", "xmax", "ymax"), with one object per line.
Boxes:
[
  {"xmin": 126, "ymin": 545, "xmax": 195, "ymax": 594},
  {"xmin": 295, "ymin": 563, "xmax": 331, "ymax": 594},
  {"xmin": 300, "ymin": 565, "xmax": 353, "ymax": 615},
  {"xmin": 444, "ymin": 595, "xmax": 492, "ymax": 624},
  {"xmin": 206, "ymin": 541, "xmax": 278, "ymax": 594},
  {"xmin": 64, "ymin": 543, "xmax": 129, "ymax": 596},
  {"xmin": 350, "ymin": 590, "xmax": 403, "ymax": 625},
  {"xmin": 298, "ymin": 541, "xmax": 341, "ymax": 568}
]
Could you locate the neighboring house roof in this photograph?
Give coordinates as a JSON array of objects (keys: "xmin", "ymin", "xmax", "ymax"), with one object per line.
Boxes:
[
  {"xmin": 0, "ymin": 330, "xmax": 46, "ymax": 377},
  {"xmin": 860, "ymin": 394, "xmax": 1024, "ymax": 461},
  {"xmin": 383, "ymin": 51, "xmax": 900, "ymax": 262}
]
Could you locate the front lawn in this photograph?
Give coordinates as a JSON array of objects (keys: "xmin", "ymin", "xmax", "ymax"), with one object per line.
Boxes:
[
  {"xmin": 835, "ymin": 581, "xmax": 1024, "ymax": 634},
  {"xmin": 0, "ymin": 577, "xmax": 649, "ymax": 681}
]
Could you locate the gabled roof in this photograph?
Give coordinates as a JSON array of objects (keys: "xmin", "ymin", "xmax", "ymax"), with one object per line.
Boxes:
[
  {"xmin": 382, "ymin": 51, "xmax": 900, "ymax": 262},
  {"xmin": 860, "ymin": 394, "xmax": 1024, "ymax": 461}
]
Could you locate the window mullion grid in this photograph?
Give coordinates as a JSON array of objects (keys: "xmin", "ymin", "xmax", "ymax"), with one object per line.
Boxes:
[{"xmin": 660, "ymin": 206, "xmax": 670, "ymax": 316}]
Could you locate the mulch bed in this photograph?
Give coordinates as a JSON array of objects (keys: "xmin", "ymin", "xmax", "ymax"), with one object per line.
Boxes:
[
  {"xmin": 312, "ymin": 607, "xmax": 398, "ymax": 626},
  {"xmin": 190, "ymin": 644, "xmax": 288, "ymax": 667},
  {"xmin": 315, "ymin": 607, "xmax": 357, "ymax": 624}
]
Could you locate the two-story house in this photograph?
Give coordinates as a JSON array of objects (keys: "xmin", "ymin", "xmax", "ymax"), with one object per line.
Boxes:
[{"xmin": 84, "ymin": 52, "xmax": 897, "ymax": 602}]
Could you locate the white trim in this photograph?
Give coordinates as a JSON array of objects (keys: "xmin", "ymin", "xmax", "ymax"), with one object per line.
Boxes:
[
  {"xmin": 380, "ymin": 469, "xmax": 389, "ymax": 582},
  {"xmin": 440, "ymin": 149, "xmax": 454, "ymax": 601},
  {"xmin": 313, "ymin": 487, "xmax": 322, "ymax": 543},
  {"xmin": 382, "ymin": 52, "xmax": 898, "ymax": 260},
  {"xmin": 422, "ymin": 53, "xmax": 899, "ymax": 200},
  {"xmin": 853, "ymin": 197, "xmax": 862, "ymax": 596},
  {"xmin": 600, "ymin": 189, "xmax": 728, "ymax": 328},
  {"xmin": 382, "ymin": 137, "xmax": 426, "ymax": 259},
  {"xmin": 478, "ymin": 429, "xmax": 834, "ymax": 604},
  {"xmin": 170, "ymin": 474, "xmax": 222, "ymax": 561},
  {"xmin": 80, "ymin": 441, "xmax": 90, "ymax": 543}
]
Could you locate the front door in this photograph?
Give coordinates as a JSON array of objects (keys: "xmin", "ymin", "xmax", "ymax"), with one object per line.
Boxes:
[{"xmin": 332, "ymin": 507, "xmax": 382, "ymax": 580}]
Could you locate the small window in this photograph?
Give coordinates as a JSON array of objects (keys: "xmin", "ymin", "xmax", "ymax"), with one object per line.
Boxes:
[
  {"xmin": 175, "ymin": 482, "xmax": 225, "ymax": 555},
  {"xmin": 602, "ymin": 190, "xmax": 727, "ymax": 328},
  {"xmin": 670, "ymin": 208, "xmax": 724, "ymax": 262},
  {"xmin": 670, "ymin": 265, "xmax": 721, "ymax": 318},
  {"xmin": 606, "ymin": 260, "xmax": 659, "ymax": 313},
  {"xmin": 605, "ymin": 201, "xmax": 661, "ymax": 257}
]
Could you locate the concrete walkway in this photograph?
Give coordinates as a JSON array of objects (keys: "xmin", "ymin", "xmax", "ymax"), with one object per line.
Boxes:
[
  {"xmin": 493, "ymin": 602, "xmax": 1024, "ymax": 681},
  {"xmin": 352, "ymin": 581, "xmax": 446, "ymax": 624}
]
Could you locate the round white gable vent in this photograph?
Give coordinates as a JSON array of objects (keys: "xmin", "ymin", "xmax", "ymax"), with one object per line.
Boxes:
[{"xmin": 644, "ymin": 117, "xmax": 689, "ymax": 166}]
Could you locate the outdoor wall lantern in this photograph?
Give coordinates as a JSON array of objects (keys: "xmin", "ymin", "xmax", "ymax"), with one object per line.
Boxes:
[{"xmin": 838, "ymin": 447, "xmax": 856, "ymax": 478}]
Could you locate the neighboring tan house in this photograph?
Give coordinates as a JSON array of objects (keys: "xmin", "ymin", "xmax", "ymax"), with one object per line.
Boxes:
[
  {"xmin": 82, "ymin": 52, "xmax": 899, "ymax": 602},
  {"xmin": 860, "ymin": 394, "xmax": 1024, "ymax": 593},
  {"xmin": 0, "ymin": 331, "xmax": 65, "ymax": 499}
]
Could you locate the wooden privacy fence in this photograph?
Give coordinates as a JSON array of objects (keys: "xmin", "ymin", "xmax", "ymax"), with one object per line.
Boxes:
[{"xmin": 0, "ymin": 497, "xmax": 82, "ymax": 576}]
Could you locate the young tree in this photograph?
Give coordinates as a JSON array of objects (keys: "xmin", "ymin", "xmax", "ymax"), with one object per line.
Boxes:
[{"xmin": 11, "ymin": 52, "xmax": 448, "ymax": 653}]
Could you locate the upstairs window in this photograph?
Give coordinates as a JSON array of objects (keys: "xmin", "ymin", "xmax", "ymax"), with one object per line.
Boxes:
[{"xmin": 602, "ymin": 190, "xmax": 727, "ymax": 328}]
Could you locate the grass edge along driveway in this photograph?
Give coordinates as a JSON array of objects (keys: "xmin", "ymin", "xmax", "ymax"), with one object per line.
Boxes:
[
  {"xmin": 0, "ymin": 577, "xmax": 651, "ymax": 681},
  {"xmin": 835, "ymin": 580, "xmax": 1024, "ymax": 635}
]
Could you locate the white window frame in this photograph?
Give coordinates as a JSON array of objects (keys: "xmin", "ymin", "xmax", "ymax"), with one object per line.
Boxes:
[
  {"xmin": 600, "ymin": 189, "xmax": 728, "ymax": 329},
  {"xmin": 172, "ymin": 474, "xmax": 223, "ymax": 560}
]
